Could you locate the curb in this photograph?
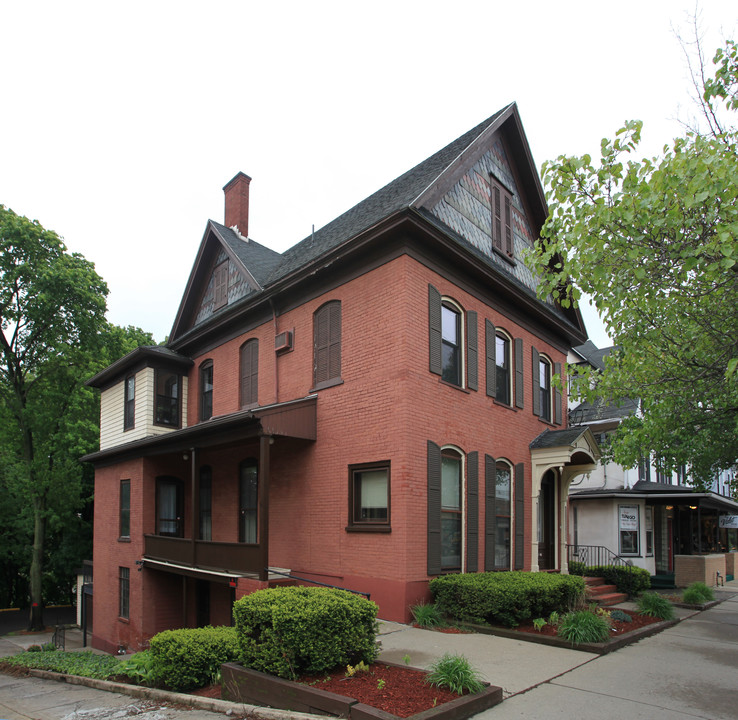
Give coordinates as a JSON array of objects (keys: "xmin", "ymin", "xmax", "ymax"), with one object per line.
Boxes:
[{"xmin": 27, "ymin": 669, "xmax": 325, "ymax": 720}]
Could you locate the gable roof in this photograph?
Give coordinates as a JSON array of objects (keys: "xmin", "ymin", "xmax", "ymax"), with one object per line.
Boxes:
[{"xmin": 168, "ymin": 103, "xmax": 586, "ymax": 345}]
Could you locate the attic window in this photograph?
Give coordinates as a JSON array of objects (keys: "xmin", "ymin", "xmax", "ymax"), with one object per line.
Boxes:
[
  {"xmin": 213, "ymin": 262, "xmax": 228, "ymax": 310},
  {"xmin": 490, "ymin": 176, "xmax": 514, "ymax": 261}
]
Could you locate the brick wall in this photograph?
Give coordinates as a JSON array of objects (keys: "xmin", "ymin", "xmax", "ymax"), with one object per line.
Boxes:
[{"xmin": 674, "ymin": 554, "xmax": 726, "ymax": 587}]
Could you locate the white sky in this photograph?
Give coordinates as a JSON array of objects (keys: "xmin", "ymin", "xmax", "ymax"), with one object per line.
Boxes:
[{"xmin": 2, "ymin": 1, "xmax": 736, "ymax": 346}]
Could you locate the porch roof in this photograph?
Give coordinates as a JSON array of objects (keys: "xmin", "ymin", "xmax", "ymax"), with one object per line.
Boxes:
[
  {"xmin": 569, "ymin": 487, "xmax": 738, "ymax": 513},
  {"xmin": 81, "ymin": 394, "xmax": 317, "ymax": 467}
]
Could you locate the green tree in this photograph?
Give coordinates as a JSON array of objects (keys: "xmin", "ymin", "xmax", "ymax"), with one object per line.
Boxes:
[
  {"xmin": 0, "ymin": 205, "xmax": 154, "ymax": 628},
  {"xmin": 532, "ymin": 41, "xmax": 738, "ymax": 490}
]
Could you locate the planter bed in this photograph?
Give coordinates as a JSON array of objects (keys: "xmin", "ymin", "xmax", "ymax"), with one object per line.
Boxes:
[
  {"xmin": 222, "ymin": 661, "xmax": 503, "ymax": 720},
  {"xmin": 453, "ymin": 615, "xmax": 681, "ymax": 655}
]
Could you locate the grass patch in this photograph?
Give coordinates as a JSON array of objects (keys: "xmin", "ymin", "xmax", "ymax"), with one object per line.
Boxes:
[{"xmin": 1, "ymin": 650, "xmax": 122, "ymax": 679}]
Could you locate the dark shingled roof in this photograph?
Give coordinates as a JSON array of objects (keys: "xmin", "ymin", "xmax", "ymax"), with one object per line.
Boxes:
[
  {"xmin": 86, "ymin": 345, "xmax": 193, "ymax": 388},
  {"xmin": 569, "ymin": 396, "xmax": 638, "ymax": 425},
  {"xmin": 571, "ymin": 341, "xmax": 615, "ymax": 372},
  {"xmin": 210, "ymin": 221, "xmax": 283, "ymax": 287},
  {"xmin": 631, "ymin": 481, "xmax": 694, "ymax": 493},
  {"xmin": 530, "ymin": 427, "xmax": 591, "ymax": 450},
  {"xmin": 265, "ymin": 109, "xmax": 507, "ymax": 284}
]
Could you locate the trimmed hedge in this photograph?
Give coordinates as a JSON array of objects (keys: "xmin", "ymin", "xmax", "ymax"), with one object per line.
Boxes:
[
  {"xmin": 584, "ymin": 565, "xmax": 651, "ymax": 597},
  {"xmin": 430, "ymin": 572, "xmax": 586, "ymax": 628},
  {"xmin": 233, "ymin": 586, "xmax": 378, "ymax": 679},
  {"xmin": 149, "ymin": 626, "xmax": 239, "ymax": 691}
]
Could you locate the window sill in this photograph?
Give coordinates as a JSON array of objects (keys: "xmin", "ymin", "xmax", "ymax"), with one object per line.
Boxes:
[
  {"xmin": 118, "ymin": 537, "xmax": 131, "ymax": 543},
  {"xmin": 311, "ymin": 377, "xmax": 344, "ymax": 392},
  {"xmin": 492, "ymin": 247, "xmax": 517, "ymax": 267},
  {"xmin": 118, "ymin": 617, "xmax": 129, "ymax": 624},
  {"xmin": 346, "ymin": 525, "xmax": 391, "ymax": 533},
  {"xmin": 438, "ymin": 379, "xmax": 470, "ymax": 394},
  {"xmin": 492, "ymin": 399, "xmax": 515, "ymax": 410}
]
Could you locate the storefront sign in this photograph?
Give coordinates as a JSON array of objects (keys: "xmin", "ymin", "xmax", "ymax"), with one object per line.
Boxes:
[
  {"xmin": 619, "ymin": 505, "xmax": 639, "ymax": 531},
  {"xmin": 719, "ymin": 515, "xmax": 738, "ymax": 529}
]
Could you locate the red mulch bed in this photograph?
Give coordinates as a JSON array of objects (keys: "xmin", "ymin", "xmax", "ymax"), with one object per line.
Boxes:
[
  {"xmin": 514, "ymin": 612, "xmax": 662, "ymax": 637},
  {"xmin": 191, "ymin": 664, "xmax": 462, "ymax": 717}
]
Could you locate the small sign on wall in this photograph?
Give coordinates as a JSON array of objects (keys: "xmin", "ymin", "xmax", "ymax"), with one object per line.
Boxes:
[
  {"xmin": 719, "ymin": 515, "xmax": 738, "ymax": 529},
  {"xmin": 619, "ymin": 505, "xmax": 639, "ymax": 531}
]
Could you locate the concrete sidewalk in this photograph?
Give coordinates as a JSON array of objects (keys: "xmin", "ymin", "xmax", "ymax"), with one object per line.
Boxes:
[{"xmin": 1, "ymin": 584, "xmax": 736, "ymax": 719}]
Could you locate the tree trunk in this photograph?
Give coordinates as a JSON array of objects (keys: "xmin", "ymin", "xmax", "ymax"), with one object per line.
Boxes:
[{"xmin": 28, "ymin": 495, "xmax": 46, "ymax": 632}]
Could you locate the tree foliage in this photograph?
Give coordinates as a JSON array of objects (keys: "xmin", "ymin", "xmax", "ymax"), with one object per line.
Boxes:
[
  {"xmin": 0, "ymin": 205, "xmax": 154, "ymax": 624},
  {"xmin": 531, "ymin": 42, "xmax": 738, "ymax": 489}
]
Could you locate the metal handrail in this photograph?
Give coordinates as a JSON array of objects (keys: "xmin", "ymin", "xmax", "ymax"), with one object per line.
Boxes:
[
  {"xmin": 567, "ymin": 544, "xmax": 634, "ymax": 571},
  {"xmin": 266, "ymin": 569, "xmax": 370, "ymax": 600}
]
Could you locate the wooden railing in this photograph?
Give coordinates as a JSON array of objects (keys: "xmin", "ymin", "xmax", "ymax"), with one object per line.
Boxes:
[{"xmin": 144, "ymin": 535, "xmax": 266, "ymax": 577}]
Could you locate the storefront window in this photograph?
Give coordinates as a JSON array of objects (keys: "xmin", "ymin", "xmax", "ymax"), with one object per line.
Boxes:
[{"xmin": 619, "ymin": 504, "xmax": 640, "ymax": 555}]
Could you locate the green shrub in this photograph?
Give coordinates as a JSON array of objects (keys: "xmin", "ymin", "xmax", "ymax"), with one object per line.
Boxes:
[
  {"xmin": 557, "ymin": 610, "xmax": 611, "ymax": 644},
  {"xmin": 609, "ymin": 609, "xmax": 632, "ymax": 623},
  {"xmin": 586, "ymin": 565, "xmax": 651, "ymax": 596},
  {"xmin": 568, "ymin": 560, "xmax": 586, "ymax": 576},
  {"xmin": 430, "ymin": 572, "xmax": 585, "ymax": 627},
  {"xmin": 4, "ymin": 650, "xmax": 121, "ymax": 678},
  {"xmin": 637, "ymin": 592, "xmax": 675, "ymax": 620},
  {"xmin": 682, "ymin": 582, "xmax": 714, "ymax": 604},
  {"xmin": 425, "ymin": 653, "xmax": 485, "ymax": 695},
  {"xmin": 411, "ymin": 602, "xmax": 444, "ymax": 627},
  {"xmin": 149, "ymin": 626, "xmax": 239, "ymax": 691},
  {"xmin": 233, "ymin": 587, "xmax": 378, "ymax": 680},
  {"xmin": 41, "ymin": 642, "xmax": 57, "ymax": 652},
  {"xmin": 26, "ymin": 645, "xmax": 42, "ymax": 653},
  {"xmin": 116, "ymin": 650, "xmax": 156, "ymax": 685}
]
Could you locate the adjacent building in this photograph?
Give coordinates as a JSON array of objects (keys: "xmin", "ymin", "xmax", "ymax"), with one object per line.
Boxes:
[{"xmin": 84, "ymin": 103, "xmax": 597, "ymax": 653}]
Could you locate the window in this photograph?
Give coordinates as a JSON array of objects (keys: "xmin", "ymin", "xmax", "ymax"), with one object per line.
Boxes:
[
  {"xmin": 348, "ymin": 462, "xmax": 390, "ymax": 530},
  {"xmin": 239, "ymin": 459, "xmax": 258, "ymax": 543},
  {"xmin": 495, "ymin": 333, "xmax": 511, "ymax": 405},
  {"xmin": 154, "ymin": 370, "xmax": 180, "ymax": 427},
  {"xmin": 240, "ymin": 339, "xmax": 259, "ymax": 407},
  {"xmin": 619, "ymin": 504, "xmax": 640, "ymax": 555},
  {"xmin": 119, "ymin": 480, "xmax": 130, "ymax": 539},
  {"xmin": 124, "ymin": 375, "xmax": 135, "ymax": 430},
  {"xmin": 199, "ymin": 466, "xmax": 212, "ymax": 541},
  {"xmin": 156, "ymin": 477, "xmax": 183, "ymax": 537},
  {"xmin": 494, "ymin": 462, "xmax": 512, "ymax": 570},
  {"xmin": 200, "ymin": 361, "xmax": 213, "ymax": 421},
  {"xmin": 490, "ymin": 176, "xmax": 514, "ymax": 259},
  {"xmin": 645, "ymin": 506, "xmax": 653, "ymax": 556},
  {"xmin": 441, "ymin": 303, "xmax": 462, "ymax": 386},
  {"xmin": 441, "ymin": 448, "xmax": 463, "ymax": 570},
  {"xmin": 213, "ymin": 261, "xmax": 228, "ymax": 310},
  {"xmin": 119, "ymin": 567, "xmax": 129, "ymax": 619},
  {"xmin": 313, "ymin": 301, "xmax": 341, "ymax": 389},
  {"xmin": 539, "ymin": 357, "xmax": 552, "ymax": 422}
]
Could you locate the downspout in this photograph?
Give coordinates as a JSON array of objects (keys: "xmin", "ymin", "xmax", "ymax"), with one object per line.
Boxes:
[
  {"xmin": 258, "ymin": 434, "xmax": 271, "ymax": 581},
  {"xmin": 270, "ymin": 299, "xmax": 279, "ymax": 405},
  {"xmin": 190, "ymin": 448, "xmax": 196, "ymax": 566}
]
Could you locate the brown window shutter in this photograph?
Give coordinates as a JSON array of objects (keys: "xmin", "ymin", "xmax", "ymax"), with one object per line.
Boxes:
[
  {"xmin": 466, "ymin": 311, "xmax": 478, "ymax": 391},
  {"xmin": 428, "ymin": 285, "xmax": 442, "ymax": 375},
  {"xmin": 532, "ymin": 346, "xmax": 541, "ymax": 417},
  {"xmin": 485, "ymin": 320, "xmax": 496, "ymax": 398},
  {"xmin": 514, "ymin": 338, "xmax": 524, "ymax": 409},
  {"xmin": 314, "ymin": 301, "xmax": 341, "ymax": 386},
  {"xmin": 240, "ymin": 340, "xmax": 258, "ymax": 407},
  {"xmin": 484, "ymin": 454, "xmax": 497, "ymax": 571},
  {"xmin": 466, "ymin": 451, "xmax": 479, "ymax": 572},
  {"xmin": 492, "ymin": 186, "xmax": 502, "ymax": 251},
  {"xmin": 514, "ymin": 463, "xmax": 525, "ymax": 569},
  {"xmin": 328, "ymin": 301, "xmax": 341, "ymax": 380},
  {"xmin": 427, "ymin": 440, "xmax": 442, "ymax": 575},
  {"xmin": 213, "ymin": 262, "xmax": 228, "ymax": 309},
  {"xmin": 554, "ymin": 362, "xmax": 562, "ymax": 425},
  {"xmin": 504, "ymin": 195, "xmax": 513, "ymax": 256}
]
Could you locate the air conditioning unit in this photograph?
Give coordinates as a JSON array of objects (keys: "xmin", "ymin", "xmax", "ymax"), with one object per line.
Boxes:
[{"xmin": 274, "ymin": 330, "xmax": 293, "ymax": 353}]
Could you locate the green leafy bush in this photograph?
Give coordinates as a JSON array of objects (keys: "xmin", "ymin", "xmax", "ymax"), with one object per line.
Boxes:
[
  {"xmin": 609, "ymin": 609, "xmax": 632, "ymax": 623},
  {"xmin": 116, "ymin": 650, "xmax": 156, "ymax": 686},
  {"xmin": 682, "ymin": 582, "xmax": 714, "ymax": 604},
  {"xmin": 568, "ymin": 560, "xmax": 586, "ymax": 576},
  {"xmin": 3, "ymin": 650, "xmax": 121, "ymax": 678},
  {"xmin": 637, "ymin": 592, "xmax": 675, "ymax": 620},
  {"xmin": 233, "ymin": 587, "xmax": 378, "ymax": 680},
  {"xmin": 583, "ymin": 565, "xmax": 651, "ymax": 596},
  {"xmin": 425, "ymin": 653, "xmax": 485, "ymax": 695},
  {"xmin": 557, "ymin": 611, "xmax": 611, "ymax": 644},
  {"xmin": 149, "ymin": 626, "xmax": 239, "ymax": 691},
  {"xmin": 430, "ymin": 572, "xmax": 585, "ymax": 627},
  {"xmin": 411, "ymin": 602, "xmax": 444, "ymax": 627}
]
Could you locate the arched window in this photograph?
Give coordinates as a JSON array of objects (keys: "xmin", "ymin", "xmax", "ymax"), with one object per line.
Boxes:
[
  {"xmin": 199, "ymin": 361, "xmax": 213, "ymax": 421},
  {"xmin": 538, "ymin": 355, "xmax": 552, "ymax": 422},
  {"xmin": 441, "ymin": 301, "xmax": 463, "ymax": 386},
  {"xmin": 441, "ymin": 447, "xmax": 463, "ymax": 570},
  {"xmin": 495, "ymin": 331, "xmax": 511, "ymax": 405},
  {"xmin": 313, "ymin": 301, "xmax": 341, "ymax": 388},
  {"xmin": 494, "ymin": 461, "xmax": 512, "ymax": 570},
  {"xmin": 240, "ymin": 339, "xmax": 259, "ymax": 408}
]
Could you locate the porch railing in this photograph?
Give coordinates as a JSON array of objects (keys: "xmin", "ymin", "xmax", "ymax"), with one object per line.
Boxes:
[{"xmin": 566, "ymin": 544, "xmax": 634, "ymax": 571}]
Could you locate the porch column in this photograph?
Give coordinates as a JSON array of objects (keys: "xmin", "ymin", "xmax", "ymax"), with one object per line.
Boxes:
[
  {"xmin": 258, "ymin": 435, "xmax": 271, "ymax": 581},
  {"xmin": 190, "ymin": 448, "xmax": 196, "ymax": 567}
]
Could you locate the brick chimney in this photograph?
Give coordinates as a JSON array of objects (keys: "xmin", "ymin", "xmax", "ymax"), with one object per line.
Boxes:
[{"xmin": 223, "ymin": 172, "xmax": 252, "ymax": 237}]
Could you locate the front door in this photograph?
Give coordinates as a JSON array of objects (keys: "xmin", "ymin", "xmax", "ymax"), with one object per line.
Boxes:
[{"xmin": 538, "ymin": 471, "xmax": 556, "ymax": 570}]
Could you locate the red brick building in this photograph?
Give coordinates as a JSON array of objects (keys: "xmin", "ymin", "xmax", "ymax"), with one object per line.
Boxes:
[{"xmin": 85, "ymin": 103, "xmax": 598, "ymax": 653}]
